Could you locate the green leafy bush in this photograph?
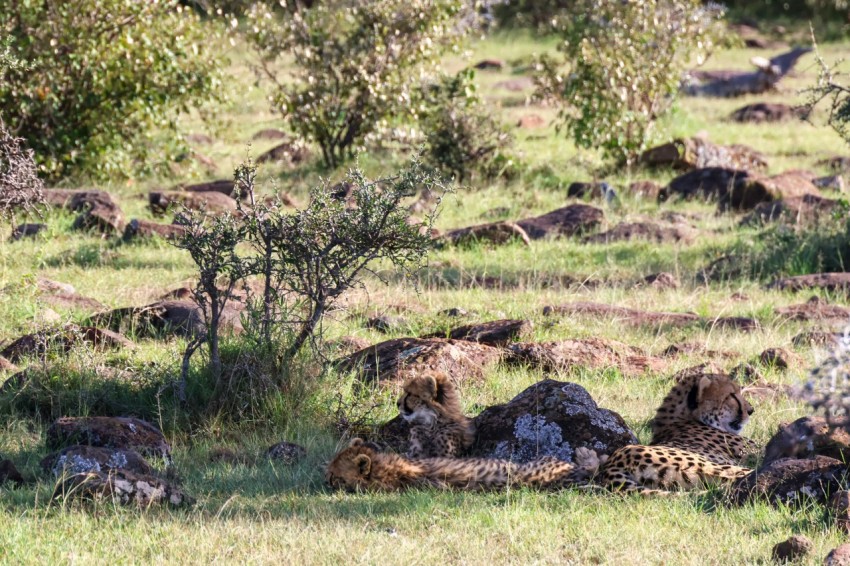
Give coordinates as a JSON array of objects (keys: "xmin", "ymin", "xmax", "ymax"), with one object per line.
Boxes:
[
  {"xmin": 492, "ymin": 0, "xmax": 573, "ymax": 31},
  {"xmin": 419, "ymin": 70, "xmax": 515, "ymax": 181},
  {"xmin": 535, "ymin": 0, "xmax": 724, "ymax": 165},
  {"xmin": 246, "ymin": 0, "xmax": 468, "ymax": 168},
  {"xmin": 0, "ymin": 0, "xmax": 225, "ymax": 181},
  {"xmin": 805, "ymin": 45, "xmax": 850, "ymax": 143}
]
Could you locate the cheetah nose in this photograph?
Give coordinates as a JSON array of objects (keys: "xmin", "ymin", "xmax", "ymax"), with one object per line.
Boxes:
[{"xmin": 747, "ymin": 406, "xmax": 754, "ymax": 415}]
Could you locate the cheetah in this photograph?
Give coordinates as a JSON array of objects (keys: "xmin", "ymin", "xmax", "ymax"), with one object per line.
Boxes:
[
  {"xmin": 650, "ymin": 372, "xmax": 758, "ymax": 465},
  {"xmin": 325, "ymin": 438, "xmax": 597, "ymax": 492},
  {"xmin": 597, "ymin": 373, "xmax": 756, "ymax": 495},
  {"xmin": 397, "ymin": 371, "xmax": 476, "ymax": 459}
]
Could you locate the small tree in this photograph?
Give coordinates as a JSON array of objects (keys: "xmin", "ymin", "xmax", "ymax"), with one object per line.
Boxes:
[
  {"xmin": 419, "ymin": 70, "xmax": 515, "ymax": 181},
  {"xmin": 804, "ymin": 40, "xmax": 850, "ymax": 144},
  {"xmin": 535, "ymin": 0, "xmax": 724, "ymax": 165},
  {"xmin": 0, "ymin": 0, "xmax": 225, "ymax": 181},
  {"xmin": 245, "ymin": 0, "xmax": 468, "ymax": 168}
]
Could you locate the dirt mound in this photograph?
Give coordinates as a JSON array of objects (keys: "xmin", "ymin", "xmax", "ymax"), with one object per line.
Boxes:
[
  {"xmin": 775, "ymin": 296, "xmax": 850, "ymax": 321},
  {"xmin": 768, "ymin": 273, "xmax": 850, "ymax": 293},
  {"xmin": 515, "ymin": 204, "xmax": 604, "ymax": 240},
  {"xmin": 740, "ymin": 194, "xmax": 839, "ymax": 226},
  {"xmin": 730, "ymin": 455, "xmax": 849, "ymax": 507},
  {"xmin": 582, "ymin": 221, "xmax": 696, "ymax": 244},
  {"xmin": 149, "ymin": 190, "xmax": 237, "ymax": 215},
  {"xmin": 256, "ymin": 141, "xmax": 310, "ymax": 166},
  {"xmin": 442, "ymin": 221, "xmax": 531, "ymax": 247},
  {"xmin": 424, "ymin": 319, "xmax": 534, "ymax": 347},
  {"xmin": 123, "ymin": 219, "xmax": 188, "ymax": 241},
  {"xmin": 90, "ymin": 299, "xmax": 245, "ymax": 338},
  {"xmin": 724, "ymin": 170, "xmax": 820, "ymax": 211},
  {"xmin": 661, "ymin": 167, "xmax": 752, "ymax": 202},
  {"xmin": 46, "ymin": 416, "xmax": 172, "ymax": 463},
  {"xmin": 543, "ymin": 301, "xmax": 760, "ymax": 331},
  {"xmin": 335, "ymin": 337, "xmax": 503, "ymax": 384},
  {"xmin": 505, "ymin": 338, "xmax": 666, "ymax": 377},
  {"xmin": 641, "ymin": 137, "xmax": 767, "ymax": 171},
  {"xmin": 729, "ymin": 102, "xmax": 804, "ymax": 123},
  {"xmin": 1, "ymin": 325, "xmax": 133, "ymax": 363},
  {"xmin": 763, "ymin": 416, "xmax": 850, "ymax": 466}
]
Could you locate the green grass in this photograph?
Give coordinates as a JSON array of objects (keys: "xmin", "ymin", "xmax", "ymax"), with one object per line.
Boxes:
[{"xmin": 2, "ymin": 23, "xmax": 850, "ymax": 565}]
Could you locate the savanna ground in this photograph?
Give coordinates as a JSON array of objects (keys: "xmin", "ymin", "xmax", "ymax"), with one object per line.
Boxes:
[{"xmin": 1, "ymin": 25, "xmax": 850, "ymax": 565}]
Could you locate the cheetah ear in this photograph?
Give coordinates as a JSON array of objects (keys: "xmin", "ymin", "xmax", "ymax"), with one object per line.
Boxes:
[
  {"xmin": 354, "ymin": 454, "xmax": 371, "ymax": 477},
  {"xmin": 424, "ymin": 374, "xmax": 439, "ymax": 399},
  {"xmin": 687, "ymin": 376, "xmax": 713, "ymax": 410},
  {"xmin": 349, "ymin": 438, "xmax": 365, "ymax": 448}
]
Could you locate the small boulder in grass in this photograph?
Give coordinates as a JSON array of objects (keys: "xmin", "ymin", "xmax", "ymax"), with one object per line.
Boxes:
[
  {"xmin": 266, "ymin": 442, "xmax": 307, "ymax": 465},
  {"xmin": 759, "ymin": 348, "xmax": 801, "ymax": 371},
  {"xmin": 53, "ymin": 470, "xmax": 192, "ymax": 507},
  {"xmin": 826, "ymin": 544, "xmax": 850, "ymax": 566},
  {"xmin": 771, "ymin": 535, "xmax": 812, "ymax": 563},
  {"xmin": 0, "ymin": 459, "xmax": 24, "ymax": 487}
]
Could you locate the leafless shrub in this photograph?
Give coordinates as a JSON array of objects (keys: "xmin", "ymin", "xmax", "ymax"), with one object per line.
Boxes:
[{"xmin": 0, "ymin": 120, "xmax": 44, "ymax": 221}]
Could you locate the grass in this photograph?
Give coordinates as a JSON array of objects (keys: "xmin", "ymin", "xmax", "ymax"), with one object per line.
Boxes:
[{"xmin": 1, "ymin": 21, "xmax": 850, "ymax": 565}]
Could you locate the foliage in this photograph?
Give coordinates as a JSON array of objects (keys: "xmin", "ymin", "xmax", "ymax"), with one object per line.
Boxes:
[
  {"xmin": 804, "ymin": 42, "xmax": 850, "ymax": 144},
  {"xmin": 535, "ymin": 0, "xmax": 725, "ymax": 165},
  {"xmin": 492, "ymin": 0, "xmax": 573, "ymax": 31},
  {"xmin": 0, "ymin": 0, "xmax": 225, "ymax": 181},
  {"xmin": 419, "ymin": 70, "xmax": 515, "ymax": 181},
  {"xmin": 719, "ymin": 208, "xmax": 850, "ymax": 281},
  {"xmin": 796, "ymin": 329, "xmax": 850, "ymax": 423},
  {"xmin": 245, "ymin": 0, "xmax": 469, "ymax": 168},
  {"xmin": 172, "ymin": 157, "xmax": 451, "ymax": 412}
]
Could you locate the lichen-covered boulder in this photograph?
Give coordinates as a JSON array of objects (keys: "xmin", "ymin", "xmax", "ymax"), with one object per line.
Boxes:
[
  {"xmin": 265, "ymin": 441, "xmax": 307, "ymax": 465},
  {"xmin": 46, "ymin": 417, "xmax": 172, "ymax": 464},
  {"xmin": 40, "ymin": 445, "xmax": 153, "ymax": 477},
  {"xmin": 470, "ymin": 379, "xmax": 637, "ymax": 463},
  {"xmin": 730, "ymin": 455, "xmax": 850, "ymax": 506},
  {"xmin": 52, "ymin": 469, "xmax": 191, "ymax": 507}
]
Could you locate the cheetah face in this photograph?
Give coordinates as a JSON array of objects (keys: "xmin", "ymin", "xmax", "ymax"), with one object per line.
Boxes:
[
  {"xmin": 325, "ymin": 439, "xmax": 374, "ymax": 492},
  {"xmin": 690, "ymin": 376, "xmax": 754, "ymax": 434},
  {"xmin": 398, "ymin": 395, "xmax": 439, "ymax": 427}
]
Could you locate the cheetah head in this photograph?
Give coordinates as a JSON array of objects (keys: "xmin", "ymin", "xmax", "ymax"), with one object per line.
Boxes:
[
  {"xmin": 397, "ymin": 371, "xmax": 452, "ymax": 427},
  {"xmin": 325, "ymin": 438, "xmax": 379, "ymax": 492},
  {"xmin": 688, "ymin": 375, "xmax": 754, "ymax": 434}
]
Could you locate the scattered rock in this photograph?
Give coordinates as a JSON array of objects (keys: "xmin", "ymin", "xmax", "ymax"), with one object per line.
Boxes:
[
  {"xmin": 763, "ymin": 416, "xmax": 850, "ymax": 466},
  {"xmin": 256, "ymin": 141, "xmax": 310, "ymax": 166},
  {"xmin": 582, "ymin": 221, "xmax": 696, "ymax": 244},
  {"xmin": 724, "ymin": 170, "xmax": 820, "ymax": 211},
  {"xmin": 660, "ymin": 342, "xmax": 736, "ymax": 360},
  {"xmin": 776, "ymin": 296, "xmax": 850, "ymax": 321},
  {"xmin": 265, "ymin": 441, "xmax": 307, "ymax": 465},
  {"xmin": 826, "ymin": 544, "xmax": 850, "ymax": 566},
  {"xmin": 53, "ymin": 470, "xmax": 191, "ymax": 507},
  {"xmin": 36, "ymin": 278, "xmax": 75, "ymax": 295},
  {"xmin": 470, "ymin": 379, "xmax": 637, "ymax": 462},
  {"xmin": 180, "ymin": 179, "xmax": 238, "ymax": 197},
  {"xmin": 567, "ymin": 182, "xmax": 615, "ymax": 201},
  {"xmin": 442, "ymin": 221, "xmax": 531, "ymax": 247},
  {"xmin": 89, "ymin": 299, "xmax": 245, "ymax": 338},
  {"xmin": 543, "ymin": 302, "xmax": 759, "ymax": 331},
  {"xmin": 627, "ymin": 181, "xmax": 663, "ymax": 200},
  {"xmin": 40, "ymin": 445, "xmax": 153, "ymax": 477},
  {"xmin": 792, "ymin": 330, "xmax": 842, "ymax": 348},
  {"xmin": 334, "ymin": 337, "xmax": 503, "ymax": 385},
  {"xmin": 813, "ymin": 175, "xmax": 845, "ymax": 192},
  {"xmin": 740, "ymin": 194, "xmax": 839, "ymax": 226},
  {"xmin": 46, "ymin": 416, "xmax": 172, "ymax": 463},
  {"xmin": 365, "ymin": 315, "xmax": 408, "ymax": 334},
  {"xmin": 122, "ymin": 219, "xmax": 188, "ymax": 241},
  {"xmin": 771, "ymin": 535, "xmax": 812, "ymax": 563},
  {"xmin": 0, "ymin": 459, "xmax": 24, "ymax": 487},
  {"xmin": 729, "ymin": 362, "xmax": 764, "ymax": 383},
  {"xmin": 641, "ymin": 272, "xmax": 680, "ymax": 290},
  {"xmin": 440, "ymin": 307, "xmax": 469, "ymax": 318},
  {"xmin": 730, "ymin": 102, "xmax": 804, "ymax": 123},
  {"xmin": 505, "ymin": 338, "xmax": 666, "ymax": 377},
  {"xmin": 10, "ymin": 223, "xmax": 47, "ymax": 241},
  {"xmin": 0, "ymin": 325, "xmax": 133, "ymax": 363},
  {"xmin": 426, "ymin": 319, "xmax": 533, "ymax": 347},
  {"xmin": 474, "ymin": 59, "xmax": 504, "ymax": 70},
  {"xmin": 517, "ymin": 114, "xmax": 546, "ymax": 129},
  {"xmin": 730, "ymin": 455, "xmax": 849, "ymax": 506},
  {"xmin": 251, "ymin": 128, "xmax": 288, "ymax": 141},
  {"xmin": 758, "ymin": 348, "xmax": 800, "ymax": 370},
  {"xmin": 661, "ymin": 167, "xmax": 753, "ymax": 202},
  {"xmin": 149, "ymin": 190, "xmax": 237, "ymax": 215},
  {"xmin": 34, "ymin": 280, "xmax": 105, "ymax": 313},
  {"xmin": 65, "ymin": 191, "xmax": 125, "ymax": 234},
  {"xmin": 831, "ymin": 491, "xmax": 850, "ymax": 532},
  {"xmin": 641, "ymin": 137, "xmax": 767, "ymax": 171},
  {"xmin": 683, "ymin": 47, "xmax": 812, "ymax": 98},
  {"xmin": 515, "ymin": 204, "xmax": 604, "ymax": 240},
  {"xmin": 768, "ymin": 273, "xmax": 850, "ymax": 294}
]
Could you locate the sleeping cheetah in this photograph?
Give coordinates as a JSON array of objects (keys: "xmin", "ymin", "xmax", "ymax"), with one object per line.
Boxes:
[
  {"xmin": 597, "ymin": 373, "xmax": 756, "ymax": 495},
  {"xmin": 397, "ymin": 371, "xmax": 475, "ymax": 458},
  {"xmin": 325, "ymin": 438, "xmax": 597, "ymax": 492}
]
